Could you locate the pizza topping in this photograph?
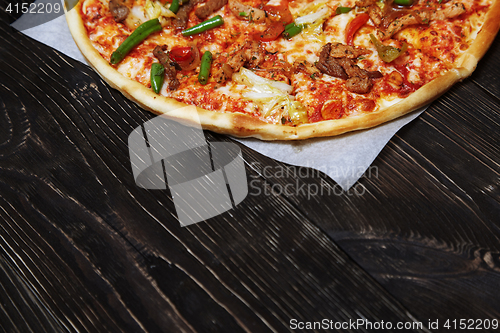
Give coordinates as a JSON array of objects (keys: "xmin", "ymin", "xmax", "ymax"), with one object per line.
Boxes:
[
  {"xmin": 195, "ymin": 0, "xmax": 228, "ymax": 19},
  {"xmin": 329, "ymin": 43, "xmax": 371, "ymax": 59},
  {"xmin": 370, "ymin": 34, "xmax": 408, "ymax": 62},
  {"xmin": 315, "ymin": 43, "xmax": 348, "ymax": 79},
  {"xmin": 338, "ymin": 57, "xmax": 379, "ymax": 94},
  {"xmin": 144, "ymin": 1, "xmax": 177, "ymax": 28},
  {"xmin": 252, "ymin": 1, "xmax": 294, "ymax": 41},
  {"xmin": 354, "ymin": 0, "xmax": 376, "ymax": 7},
  {"xmin": 287, "ymin": 103, "xmax": 309, "ymax": 124},
  {"xmin": 233, "ymin": 68, "xmax": 308, "ymax": 124},
  {"xmin": 289, "ymin": 2, "xmax": 333, "ymax": 42},
  {"xmin": 263, "ymin": 1, "xmax": 294, "ymax": 25},
  {"xmin": 150, "ymin": 62, "xmax": 165, "ymax": 93},
  {"xmin": 255, "ymin": 23, "xmax": 287, "ymax": 41},
  {"xmin": 354, "ymin": 0, "xmax": 405, "ymax": 32},
  {"xmin": 244, "ymin": 40, "xmax": 266, "ymax": 67},
  {"xmin": 316, "ymin": 43, "xmax": 382, "ymax": 94},
  {"xmin": 214, "ymin": 40, "xmax": 265, "ymax": 84},
  {"xmin": 169, "ymin": 45, "xmax": 201, "ymax": 70},
  {"xmin": 336, "ymin": 57, "xmax": 368, "ymax": 78},
  {"xmin": 295, "ymin": 5, "xmax": 332, "ymax": 26},
  {"xmin": 380, "ymin": 10, "xmax": 430, "ymax": 39},
  {"xmin": 377, "ymin": 1, "xmax": 466, "ymax": 40},
  {"xmin": 335, "ymin": 6, "xmax": 352, "ymax": 14},
  {"xmin": 169, "ymin": 46, "xmax": 194, "ymax": 62},
  {"xmin": 110, "ymin": 18, "xmax": 162, "ymax": 64},
  {"xmin": 393, "ymin": 0, "xmax": 413, "ymax": 6},
  {"xmin": 228, "ymin": 0, "xmax": 266, "ymax": 23},
  {"xmin": 366, "ymin": 3, "xmax": 383, "ymax": 26},
  {"xmin": 181, "ymin": 15, "xmax": 225, "ymax": 36},
  {"xmin": 293, "ymin": 59, "xmax": 321, "ymax": 77},
  {"xmin": 386, "ymin": 70, "xmax": 404, "ymax": 88},
  {"xmin": 345, "ymin": 76, "xmax": 373, "ymax": 94},
  {"xmin": 78, "ymin": 0, "xmax": 493, "ymax": 128},
  {"xmin": 198, "ymin": 51, "xmax": 213, "ymax": 85},
  {"xmin": 283, "ymin": 22, "xmax": 303, "ymax": 39},
  {"xmin": 345, "ymin": 13, "xmax": 369, "ymax": 45},
  {"xmin": 349, "ymin": 97, "xmax": 376, "ymax": 113},
  {"xmin": 354, "ymin": 0, "xmax": 466, "ymax": 42},
  {"xmin": 217, "ymin": 64, "xmax": 235, "ymax": 84},
  {"xmin": 431, "ymin": 1, "xmax": 466, "ymax": 21},
  {"xmin": 153, "ymin": 45, "xmax": 180, "ymax": 90},
  {"xmin": 234, "ymin": 67, "xmax": 294, "ymax": 93},
  {"xmin": 109, "ymin": 0, "xmax": 130, "ymax": 22},
  {"xmin": 169, "ymin": 0, "xmax": 181, "ymax": 13},
  {"xmin": 144, "ymin": 0, "xmax": 176, "ymax": 21},
  {"xmin": 379, "ymin": 4, "xmax": 414, "ymax": 30},
  {"xmin": 174, "ymin": 0, "xmax": 205, "ymax": 29}
]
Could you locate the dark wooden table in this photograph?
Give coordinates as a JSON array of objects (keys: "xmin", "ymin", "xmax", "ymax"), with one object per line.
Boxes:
[{"xmin": 1, "ymin": 2, "xmax": 499, "ymax": 332}]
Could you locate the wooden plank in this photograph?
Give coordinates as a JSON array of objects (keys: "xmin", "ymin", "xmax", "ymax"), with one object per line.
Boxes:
[
  {"xmin": 0, "ymin": 16, "xmax": 431, "ymax": 333},
  {"xmin": 233, "ymin": 77, "xmax": 500, "ymax": 324},
  {"xmin": 470, "ymin": 33, "xmax": 500, "ymax": 101},
  {"xmin": 2, "ymin": 2, "xmax": 499, "ymax": 331}
]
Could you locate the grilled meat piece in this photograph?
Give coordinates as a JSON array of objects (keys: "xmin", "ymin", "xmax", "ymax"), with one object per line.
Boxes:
[
  {"xmin": 195, "ymin": 0, "xmax": 228, "ymax": 20},
  {"xmin": 109, "ymin": 0, "xmax": 129, "ymax": 22},
  {"xmin": 153, "ymin": 45, "xmax": 180, "ymax": 91}
]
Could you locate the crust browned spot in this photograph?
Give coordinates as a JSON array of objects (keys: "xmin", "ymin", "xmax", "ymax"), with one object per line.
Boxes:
[{"xmin": 457, "ymin": 0, "xmax": 500, "ymax": 74}]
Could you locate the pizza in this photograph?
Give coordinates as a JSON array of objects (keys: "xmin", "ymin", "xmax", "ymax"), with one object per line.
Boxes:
[{"xmin": 65, "ymin": 0, "xmax": 500, "ymax": 140}]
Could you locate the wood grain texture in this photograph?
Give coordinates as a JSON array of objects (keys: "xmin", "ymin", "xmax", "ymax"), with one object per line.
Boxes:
[
  {"xmin": 0, "ymin": 9, "xmax": 431, "ymax": 333},
  {"xmin": 238, "ymin": 34, "xmax": 500, "ymax": 328},
  {"xmin": 470, "ymin": 34, "xmax": 500, "ymax": 100},
  {"xmin": 1, "ymin": 1, "xmax": 499, "ymax": 332}
]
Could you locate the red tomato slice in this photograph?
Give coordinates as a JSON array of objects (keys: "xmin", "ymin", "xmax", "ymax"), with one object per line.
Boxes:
[
  {"xmin": 255, "ymin": 1, "xmax": 293, "ymax": 42},
  {"xmin": 345, "ymin": 13, "xmax": 369, "ymax": 45},
  {"xmin": 263, "ymin": 1, "xmax": 293, "ymax": 25},
  {"xmin": 254, "ymin": 24, "xmax": 286, "ymax": 42},
  {"xmin": 169, "ymin": 46, "xmax": 193, "ymax": 62}
]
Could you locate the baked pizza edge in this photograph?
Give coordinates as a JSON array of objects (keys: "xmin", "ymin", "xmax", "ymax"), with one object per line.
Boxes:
[{"xmin": 65, "ymin": 0, "xmax": 500, "ymax": 141}]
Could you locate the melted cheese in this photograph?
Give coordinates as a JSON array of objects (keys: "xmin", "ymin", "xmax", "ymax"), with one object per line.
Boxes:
[{"xmin": 80, "ymin": 0, "xmax": 493, "ymax": 124}]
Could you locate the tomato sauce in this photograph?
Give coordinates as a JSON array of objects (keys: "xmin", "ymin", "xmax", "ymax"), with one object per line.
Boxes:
[{"xmin": 80, "ymin": 0, "xmax": 493, "ymax": 125}]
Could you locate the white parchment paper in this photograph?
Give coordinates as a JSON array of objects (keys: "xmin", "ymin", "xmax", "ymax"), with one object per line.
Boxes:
[{"xmin": 16, "ymin": 14, "xmax": 425, "ymax": 190}]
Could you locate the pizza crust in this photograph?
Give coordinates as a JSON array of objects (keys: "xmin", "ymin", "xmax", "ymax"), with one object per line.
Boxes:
[
  {"xmin": 65, "ymin": 0, "xmax": 500, "ymax": 140},
  {"xmin": 457, "ymin": 0, "xmax": 500, "ymax": 74}
]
